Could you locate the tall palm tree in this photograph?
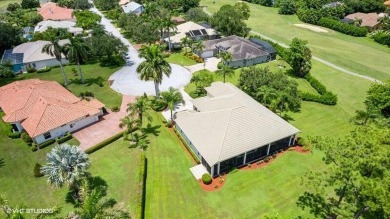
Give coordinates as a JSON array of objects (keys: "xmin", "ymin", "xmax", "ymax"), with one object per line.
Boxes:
[
  {"xmin": 66, "ymin": 182, "xmax": 129, "ymax": 219},
  {"xmin": 64, "ymin": 36, "xmax": 90, "ymax": 84},
  {"xmin": 127, "ymin": 93, "xmax": 152, "ymax": 126},
  {"xmin": 217, "ymin": 50, "xmax": 233, "ymax": 66},
  {"xmin": 256, "ymin": 86, "xmax": 278, "ymax": 108},
  {"xmin": 160, "ymin": 87, "xmax": 185, "ymax": 122},
  {"xmin": 119, "ymin": 116, "xmax": 139, "ymax": 141},
  {"xmin": 137, "ymin": 45, "xmax": 171, "ymax": 97},
  {"xmin": 193, "ymin": 41, "xmax": 205, "ymax": 55},
  {"xmin": 40, "ymin": 144, "xmax": 90, "ymax": 189},
  {"xmin": 163, "ymin": 17, "xmax": 177, "ymax": 51},
  {"xmin": 42, "ymin": 38, "xmax": 68, "ymax": 85},
  {"xmin": 215, "ymin": 65, "xmax": 234, "ymax": 83}
]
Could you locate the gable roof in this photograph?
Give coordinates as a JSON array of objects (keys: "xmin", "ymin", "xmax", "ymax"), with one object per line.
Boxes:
[
  {"xmin": 34, "ymin": 20, "xmax": 83, "ymax": 34},
  {"xmin": 38, "ymin": 2, "xmax": 74, "ymax": 21},
  {"xmin": 175, "ymin": 82, "xmax": 299, "ymax": 166},
  {"xmin": 0, "ymin": 79, "xmax": 104, "ymax": 137},
  {"xmin": 345, "ymin": 12, "xmax": 381, "ymax": 28},
  {"xmin": 203, "ymin": 35, "xmax": 270, "ymax": 61},
  {"xmin": 2, "ymin": 40, "xmax": 69, "ymax": 64},
  {"xmin": 121, "ymin": 2, "xmax": 143, "ymax": 14}
]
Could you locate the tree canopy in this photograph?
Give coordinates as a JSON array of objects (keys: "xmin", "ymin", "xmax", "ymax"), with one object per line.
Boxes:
[
  {"xmin": 0, "ymin": 23, "xmax": 22, "ymax": 56},
  {"xmin": 21, "ymin": 0, "xmax": 39, "ymax": 9},
  {"xmin": 239, "ymin": 67, "xmax": 301, "ymax": 114},
  {"xmin": 210, "ymin": 4, "xmax": 251, "ymax": 37},
  {"xmin": 288, "ymin": 38, "xmax": 312, "ymax": 77},
  {"xmin": 298, "ymin": 127, "xmax": 390, "ymax": 219},
  {"xmin": 94, "ymin": 0, "xmax": 118, "ymax": 11},
  {"xmin": 74, "ymin": 10, "xmax": 101, "ymax": 29},
  {"xmin": 184, "ymin": 7, "xmax": 210, "ymax": 23}
]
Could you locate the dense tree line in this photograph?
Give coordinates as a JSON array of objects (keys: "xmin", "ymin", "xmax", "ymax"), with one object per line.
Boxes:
[
  {"xmin": 0, "ymin": 9, "xmax": 43, "ymax": 27},
  {"xmin": 73, "ymin": 10, "xmax": 101, "ymax": 29},
  {"xmin": 53, "ymin": 0, "xmax": 92, "ymax": 10},
  {"xmin": 318, "ymin": 17, "xmax": 368, "ymax": 37},
  {"xmin": 184, "ymin": 7, "xmax": 210, "ymax": 23},
  {"xmin": 0, "ymin": 23, "xmax": 23, "ymax": 56},
  {"xmin": 94, "ymin": 0, "xmax": 118, "ymax": 11}
]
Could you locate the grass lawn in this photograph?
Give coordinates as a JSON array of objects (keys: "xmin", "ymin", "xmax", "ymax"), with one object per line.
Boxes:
[
  {"xmin": 144, "ymin": 112, "xmax": 325, "ymax": 218},
  {"xmin": 0, "ymin": 0, "xmax": 20, "ymax": 11},
  {"xmin": 201, "ymin": 0, "xmax": 390, "ymax": 81},
  {"xmin": 0, "ymin": 63, "xmax": 122, "ymax": 109},
  {"xmin": 0, "ymin": 110, "xmax": 141, "ymax": 218},
  {"xmin": 165, "ymin": 53, "xmax": 198, "ymax": 66},
  {"xmin": 185, "ymin": 59, "xmax": 370, "ymax": 138}
]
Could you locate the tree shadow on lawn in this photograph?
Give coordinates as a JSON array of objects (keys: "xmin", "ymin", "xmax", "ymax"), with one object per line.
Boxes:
[
  {"xmin": 296, "ymin": 191, "xmax": 331, "ymax": 219},
  {"xmin": 140, "ymin": 124, "xmax": 161, "ymax": 137},
  {"xmin": 65, "ymin": 175, "xmax": 108, "ymax": 206},
  {"xmin": 0, "ymin": 158, "xmax": 5, "ymax": 168},
  {"xmin": 69, "ymin": 76, "xmax": 105, "ymax": 87}
]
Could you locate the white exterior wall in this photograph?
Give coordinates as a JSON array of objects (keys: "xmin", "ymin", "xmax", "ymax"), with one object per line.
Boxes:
[
  {"xmin": 24, "ymin": 58, "xmax": 69, "ymax": 71},
  {"xmin": 11, "ymin": 122, "xmax": 24, "ymax": 132},
  {"xmin": 175, "ymin": 125, "xmax": 202, "ymax": 160},
  {"xmin": 133, "ymin": 6, "xmax": 144, "ymax": 15},
  {"xmin": 200, "ymin": 50, "xmax": 214, "ymax": 59},
  {"xmin": 229, "ymin": 55, "xmax": 270, "ymax": 68},
  {"xmin": 33, "ymin": 114, "xmax": 99, "ymax": 144}
]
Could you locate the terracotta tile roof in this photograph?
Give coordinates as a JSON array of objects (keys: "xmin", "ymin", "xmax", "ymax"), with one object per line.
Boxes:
[
  {"xmin": 345, "ymin": 12, "xmax": 381, "ymax": 28},
  {"xmin": 38, "ymin": 2, "xmax": 74, "ymax": 21},
  {"xmin": 385, "ymin": 0, "xmax": 390, "ymax": 6},
  {"xmin": 0, "ymin": 79, "xmax": 104, "ymax": 137}
]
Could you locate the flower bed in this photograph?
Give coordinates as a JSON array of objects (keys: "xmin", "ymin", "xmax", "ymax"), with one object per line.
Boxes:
[{"xmin": 199, "ymin": 175, "xmax": 227, "ymax": 192}]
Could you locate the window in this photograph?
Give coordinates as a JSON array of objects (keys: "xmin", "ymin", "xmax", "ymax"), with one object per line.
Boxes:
[
  {"xmin": 43, "ymin": 132, "xmax": 51, "ymax": 140},
  {"xmin": 32, "ymin": 63, "xmax": 36, "ymax": 67}
]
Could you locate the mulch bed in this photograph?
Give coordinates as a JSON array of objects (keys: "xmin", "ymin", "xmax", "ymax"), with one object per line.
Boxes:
[{"xmin": 199, "ymin": 175, "xmax": 227, "ymax": 192}]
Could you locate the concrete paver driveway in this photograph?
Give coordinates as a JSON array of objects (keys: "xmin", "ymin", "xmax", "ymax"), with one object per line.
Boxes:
[{"xmin": 73, "ymin": 96, "xmax": 135, "ymax": 151}]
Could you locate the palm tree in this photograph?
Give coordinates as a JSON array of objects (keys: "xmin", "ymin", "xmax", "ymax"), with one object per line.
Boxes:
[
  {"xmin": 127, "ymin": 93, "xmax": 152, "ymax": 126},
  {"xmin": 137, "ymin": 45, "xmax": 172, "ymax": 97},
  {"xmin": 256, "ymin": 86, "xmax": 278, "ymax": 108},
  {"xmin": 40, "ymin": 144, "xmax": 90, "ymax": 189},
  {"xmin": 66, "ymin": 182, "xmax": 129, "ymax": 219},
  {"xmin": 64, "ymin": 36, "xmax": 90, "ymax": 84},
  {"xmin": 215, "ymin": 65, "xmax": 234, "ymax": 83},
  {"xmin": 193, "ymin": 41, "xmax": 205, "ymax": 55},
  {"xmin": 119, "ymin": 116, "xmax": 139, "ymax": 141},
  {"xmin": 160, "ymin": 87, "xmax": 185, "ymax": 122},
  {"xmin": 180, "ymin": 36, "xmax": 193, "ymax": 53},
  {"xmin": 217, "ymin": 50, "xmax": 233, "ymax": 65},
  {"xmin": 42, "ymin": 39, "xmax": 68, "ymax": 85},
  {"xmin": 0, "ymin": 194, "xmax": 25, "ymax": 219},
  {"xmin": 163, "ymin": 17, "xmax": 177, "ymax": 51}
]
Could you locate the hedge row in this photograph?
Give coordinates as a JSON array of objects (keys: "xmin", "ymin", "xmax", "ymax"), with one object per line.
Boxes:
[
  {"xmin": 318, "ymin": 18, "xmax": 368, "ymax": 37},
  {"xmin": 37, "ymin": 139, "xmax": 56, "ymax": 149},
  {"xmin": 135, "ymin": 153, "xmax": 146, "ymax": 219},
  {"xmin": 85, "ymin": 131, "xmax": 125, "ymax": 154},
  {"xmin": 372, "ymin": 32, "xmax": 390, "ymax": 46},
  {"xmin": 56, "ymin": 133, "xmax": 73, "ymax": 144},
  {"xmin": 301, "ymin": 74, "xmax": 338, "ymax": 105},
  {"xmin": 173, "ymin": 128, "xmax": 201, "ymax": 164}
]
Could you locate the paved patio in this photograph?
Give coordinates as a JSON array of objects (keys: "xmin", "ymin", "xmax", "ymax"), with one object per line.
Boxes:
[
  {"xmin": 190, "ymin": 164, "xmax": 209, "ymax": 180},
  {"xmin": 73, "ymin": 95, "xmax": 135, "ymax": 151},
  {"xmin": 186, "ymin": 57, "xmax": 221, "ymax": 73}
]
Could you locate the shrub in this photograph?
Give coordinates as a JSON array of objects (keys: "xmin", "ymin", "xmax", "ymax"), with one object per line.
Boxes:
[
  {"xmin": 151, "ymin": 98, "xmax": 168, "ymax": 111},
  {"xmin": 85, "ymin": 130, "xmax": 130, "ymax": 154},
  {"xmin": 38, "ymin": 139, "xmax": 56, "ymax": 149},
  {"xmin": 21, "ymin": 132, "xmax": 33, "ymax": 144},
  {"xmin": 33, "ymin": 163, "xmax": 44, "ymax": 177},
  {"xmin": 36, "ymin": 67, "xmax": 52, "ymax": 73},
  {"xmin": 318, "ymin": 18, "xmax": 368, "ymax": 37},
  {"xmin": 247, "ymin": 163, "xmax": 252, "ymax": 168},
  {"xmin": 264, "ymin": 157, "xmax": 271, "ymax": 162},
  {"xmin": 300, "ymin": 74, "xmax": 338, "ymax": 105},
  {"xmin": 26, "ymin": 67, "xmax": 37, "ymax": 73},
  {"xmin": 135, "ymin": 153, "xmax": 146, "ymax": 219},
  {"xmin": 56, "ymin": 133, "xmax": 73, "ymax": 144},
  {"xmin": 202, "ymin": 173, "xmax": 212, "ymax": 185},
  {"xmin": 371, "ymin": 31, "xmax": 390, "ymax": 46},
  {"xmin": 272, "ymin": 153, "xmax": 277, "ymax": 158},
  {"xmin": 214, "ymin": 185, "xmax": 219, "ymax": 189},
  {"xmin": 31, "ymin": 146, "xmax": 38, "ymax": 152},
  {"xmin": 7, "ymin": 132, "xmax": 21, "ymax": 139},
  {"xmin": 111, "ymin": 106, "xmax": 120, "ymax": 112},
  {"xmin": 278, "ymin": 0, "xmax": 296, "ymax": 15}
]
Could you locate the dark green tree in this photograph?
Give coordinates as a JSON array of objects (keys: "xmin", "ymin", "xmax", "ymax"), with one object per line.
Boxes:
[
  {"xmin": 127, "ymin": 93, "xmax": 152, "ymax": 126},
  {"xmin": 0, "ymin": 23, "xmax": 22, "ymax": 55},
  {"xmin": 21, "ymin": 0, "xmax": 39, "ymax": 9},
  {"xmin": 278, "ymin": 0, "xmax": 296, "ymax": 15},
  {"xmin": 182, "ymin": 0, "xmax": 200, "ymax": 12},
  {"xmin": 94, "ymin": 0, "xmax": 118, "ymax": 11},
  {"xmin": 190, "ymin": 70, "xmax": 214, "ymax": 96},
  {"xmin": 234, "ymin": 1, "xmax": 250, "ymax": 20},
  {"xmin": 6, "ymin": 3, "xmax": 21, "ymax": 12},
  {"xmin": 216, "ymin": 65, "xmax": 235, "ymax": 83},
  {"xmin": 288, "ymin": 38, "xmax": 312, "ymax": 77},
  {"xmin": 184, "ymin": 7, "xmax": 210, "ymax": 23},
  {"xmin": 160, "ymin": 87, "xmax": 185, "ymax": 122},
  {"xmin": 297, "ymin": 127, "xmax": 390, "ymax": 219},
  {"xmin": 74, "ymin": 10, "xmax": 101, "ymax": 29},
  {"xmin": 64, "ymin": 36, "xmax": 91, "ymax": 83},
  {"xmin": 210, "ymin": 4, "xmax": 250, "ymax": 37}
]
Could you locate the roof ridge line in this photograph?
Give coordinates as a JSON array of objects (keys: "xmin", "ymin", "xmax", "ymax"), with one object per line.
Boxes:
[
  {"xmin": 216, "ymin": 109, "xmax": 234, "ymax": 165},
  {"xmin": 31, "ymin": 98, "xmax": 49, "ymax": 137}
]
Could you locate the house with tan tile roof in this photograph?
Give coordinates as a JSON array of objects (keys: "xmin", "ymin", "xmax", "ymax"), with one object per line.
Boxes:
[
  {"xmin": 345, "ymin": 12, "xmax": 383, "ymax": 30},
  {"xmin": 38, "ymin": 2, "xmax": 75, "ymax": 21},
  {"xmin": 0, "ymin": 79, "xmax": 104, "ymax": 144},
  {"xmin": 174, "ymin": 82, "xmax": 299, "ymax": 176}
]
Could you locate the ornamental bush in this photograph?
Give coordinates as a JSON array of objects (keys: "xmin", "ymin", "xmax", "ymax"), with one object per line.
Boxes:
[
  {"xmin": 202, "ymin": 173, "xmax": 212, "ymax": 185},
  {"xmin": 21, "ymin": 132, "xmax": 33, "ymax": 144},
  {"xmin": 33, "ymin": 163, "xmax": 44, "ymax": 177}
]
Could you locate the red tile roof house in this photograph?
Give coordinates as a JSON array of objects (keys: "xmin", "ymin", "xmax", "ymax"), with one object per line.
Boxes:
[
  {"xmin": 345, "ymin": 12, "xmax": 383, "ymax": 30},
  {"xmin": 0, "ymin": 79, "xmax": 104, "ymax": 144},
  {"xmin": 38, "ymin": 2, "xmax": 75, "ymax": 21}
]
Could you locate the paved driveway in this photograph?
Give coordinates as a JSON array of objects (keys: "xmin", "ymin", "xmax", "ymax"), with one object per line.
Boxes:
[
  {"xmin": 73, "ymin": 96, "xmax": 135, "ymax": 151},
  {"xmin": 186, "ymin": 57, "xmax": 221, "ymax": 73}
]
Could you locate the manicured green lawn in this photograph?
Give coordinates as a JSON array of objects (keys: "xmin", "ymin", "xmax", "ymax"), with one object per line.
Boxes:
[
  {"xmin": 201, "ymin": 0, "xmax": 390, "ymax": 81},
  {"xmin": 0, "ymin": 112, "xmax": 140, "ymax": 217},
  {"xmin": 165, "ymin": 53, "xmax": 198, "ymax": 66},
  {"xmin": 0, "ymin": 64, "xmax": 122, "ymax": 108},
  {"xmin": 185, "ymin": 59, "xmax": 370, "ymax": 138},
  {"xmin": 144, "ymin": 112, "xmax": 325, "ymax": 218}
]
